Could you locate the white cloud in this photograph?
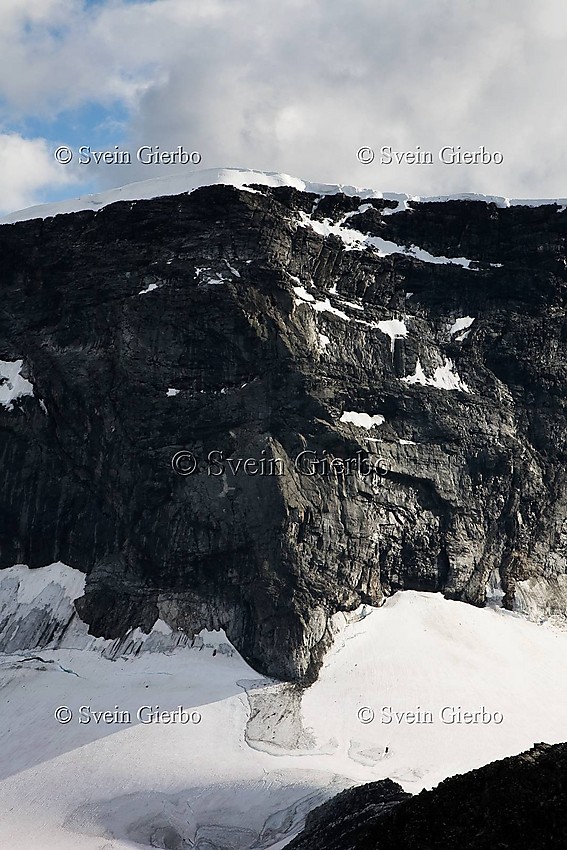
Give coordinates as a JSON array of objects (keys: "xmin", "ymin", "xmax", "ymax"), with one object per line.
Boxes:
[
  {"xmin": 1, "ymin": 0, "xmax": 567, "ymax": 210},
  {"xmin": 0, "ymin": 1, "xmax": 162, "ymax": 114},
  {"xmin": 114, "ymin": 0, "xmax": 567, "ymax": 198},
  {"xmin": 0, "ymin": 134, "xmax": 79, "ymax": 214}
]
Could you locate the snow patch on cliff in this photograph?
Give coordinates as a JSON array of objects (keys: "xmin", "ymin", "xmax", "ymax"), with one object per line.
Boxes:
[
  {"xmin": 377, "ymin": 319, "xmax": 408, "ymax": 352},
  {"xmin": 384, "ymin": 192, "xmax": 567, "ymax": 212},
  {"xmin": 196, "ymin": 266, "xmax": 228, "ymax": 285},
  {"xmin": 402, "ymin": 357, "xmax": 471, "ymax": 393},
  {"xmin": 340, "ymin": 411, "xmax": 385, "ymax": 429},
  {"xmin": 449, "ymin": 316, "xmax": 475, "ymax": 336},
  {"xmin": 0, "ymin": 359, "xmax": 34, "ymax": 409},
  {"xmin": 310, "ymin": 297, "xmax": 351, "ymax": 321},
  {"xmin": 293, "ymin": 285, "xmax": 315, "ymax": 303},
  {"xmin": 298, "ymin": 211, "xmax": 476, "ymax": 269},
  {"xmin": 138, "ymin": 282, "xmax": 160, "ymax": 294},
  {"xmin": 401, "ymin": 243, "xmax": 473, "ymax": 269},
  {"xmin": 293, "ymin": 285, "xmax": 411, "ymax": 350}
]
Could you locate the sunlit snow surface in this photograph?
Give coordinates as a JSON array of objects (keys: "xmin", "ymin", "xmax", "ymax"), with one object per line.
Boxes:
[
  {"xmin": 1, "ymin": 167, "xmax": 566, "ymax": 225},
  {"xmin": 1, "ymin": 564, "xmax": 567, "ymax": 849}
]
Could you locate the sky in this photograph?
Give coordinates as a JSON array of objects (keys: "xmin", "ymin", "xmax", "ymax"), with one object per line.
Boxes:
[{"xmin": 0, "ymin": 0, "xmax": 566, "ymax": 215}]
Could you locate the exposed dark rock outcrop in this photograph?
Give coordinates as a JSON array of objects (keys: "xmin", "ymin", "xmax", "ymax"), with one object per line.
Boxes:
[
  {"xmin": 1, "ymin": 182, "xmax": 567, "ymax": 680},
  {"xmin": 288, "ymin": 742, "xmax": 567, "ymax": 850}
]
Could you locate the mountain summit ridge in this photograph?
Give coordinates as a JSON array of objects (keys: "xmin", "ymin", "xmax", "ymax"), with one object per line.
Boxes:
[{"xmin": 2, "ymin": 166, "xmax": 566, "ymax": 224}]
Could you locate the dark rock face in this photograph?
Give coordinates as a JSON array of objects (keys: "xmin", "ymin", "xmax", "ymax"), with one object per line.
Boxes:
[
  {"xmin": 287, "ymin": 779, "xmax": 410, "ymax": 850},
  {"xmin": 288, "ymin": 742, "xmax": 567, "ymax": 850},
  {"xmin": 1, "ymin": 183, "xmax": 567, "ymax": 680}
]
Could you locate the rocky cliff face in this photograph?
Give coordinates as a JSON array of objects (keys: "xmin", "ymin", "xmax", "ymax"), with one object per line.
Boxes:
[
  {"xmin": 288, "ymin": 742, "xmax": 567, "ymax": 850},
  {"xmin": 1, "ymin": 180, "xmax": 567, "ymax": 681}
]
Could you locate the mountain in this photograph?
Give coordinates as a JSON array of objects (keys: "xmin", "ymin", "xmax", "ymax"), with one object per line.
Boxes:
[
  {"xmin": 289, "ymin": 742, "xmax": 567, "ymax": 850},
  {"xmin": 1, "ymin": 168, "xmax": 567, "ymax": 682}
]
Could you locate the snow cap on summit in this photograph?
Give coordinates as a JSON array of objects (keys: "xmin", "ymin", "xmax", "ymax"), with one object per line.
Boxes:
[{"xmin": 1, "ymin": 167, "xmax": 566, "ymax": 225}]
